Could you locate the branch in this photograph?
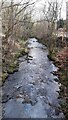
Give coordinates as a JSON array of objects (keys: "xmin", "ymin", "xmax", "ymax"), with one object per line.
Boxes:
[
  {"xmin": 15, "ymin": 2, "xmax": 35, "ymax": 17},
  {"xmin": 2, "ymin": 1, "xmax": 29, "ymax": 9}
]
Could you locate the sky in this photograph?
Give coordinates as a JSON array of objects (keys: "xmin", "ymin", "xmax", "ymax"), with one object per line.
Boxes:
[
  {"xmin": 34, "ymin": 0, "xmax": 68, "ymax": 20},
  {"xmin": 61, "ymin": 0, "xmax": 68, "ymax": 19},
  {"xmin": 5, "ymin": 0, "xmax": 68, "ymax": 20}
]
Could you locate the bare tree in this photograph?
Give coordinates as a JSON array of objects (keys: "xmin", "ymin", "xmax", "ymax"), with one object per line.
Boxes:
[
  {"xmin": 2, "ymin": 0, "xmax": 35, "ymax": 40},
  {"xmin": 2, "ymin": 0, "xmax": 36, "ymax": 65}
]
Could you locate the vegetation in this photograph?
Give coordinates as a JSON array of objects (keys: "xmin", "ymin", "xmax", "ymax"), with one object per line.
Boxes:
[
  {"xmin": 2, "ymin": 39, "xmax": 28, "ymax": 84},
  {"xmin": 54, "ymin": 47, "xmax": 68, "ymax": 119},
  {"xmin": 1, "ymin": 0, "xmax": 35, "ymax": 84}
]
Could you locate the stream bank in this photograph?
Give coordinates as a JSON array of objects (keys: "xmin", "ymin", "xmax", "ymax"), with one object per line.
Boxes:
[
  {"xmin": 48, "ymin": 47, "xmax": 68, "ymax": 119},
  {"xmin": 2, "ymin": 39, "xmax": 28, "ymax": 85}
]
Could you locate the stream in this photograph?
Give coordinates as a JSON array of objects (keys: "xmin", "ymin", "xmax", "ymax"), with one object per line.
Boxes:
[{"xmin": 2, "ymin": 38, "xmax": 64, "ymax": 118}]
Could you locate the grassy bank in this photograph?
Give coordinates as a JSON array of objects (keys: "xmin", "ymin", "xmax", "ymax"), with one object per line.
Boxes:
[{"xmin": 2, "ymin": 38, "xmax": 28, "ymax": 85}]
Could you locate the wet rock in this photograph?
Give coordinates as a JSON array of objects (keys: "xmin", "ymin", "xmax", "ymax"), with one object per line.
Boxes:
[
  {"xmin": 30, "ymin": 81, "xmax": 36, "ymax": 85},
  {"xmin": 13, "ymin": 84, "xmax": 21, "ymax": 89},
  {"xmin": 16, "ymin": 94, "xmax": 24, "ymax": 99},
  {"xmin": 22, "ymin": 94, "xmax": 37, "ymax": 106},
  {"xmin": 16, "ymin": 95, "xmax": 24, "ymax": 103},
  {"xmin": 54, "ymin": 78, "xmax": 59, "ymax": 82},
  {"xmin": 31, "ymin": 99, "xmax": 37, "ymax": 106},
  {"xmin": 40, "ymin": 79, "xmax": 47, "ymax": 83},
  {"xmin": 2, "ymin": 94, "xmax": 11, "ymax": 103},
  {"xmin": 55, "ymin": 108, "xmax": 60, "ymax": 115},
  {"xmin": 22, "ymin": 95, "xmax": 31, "ymax": 104},
  {"xmin": 38, "ymin": 88, "xmax": 47, "ymax": 96},
  {"xmin": 33, "ymin": 41, "xmax": 35, "ymax": 42},
  {"xmin": 28, "ymin": 55, "xmax": 33, "ymax": 58},
  {"xmin": 48, "ymin": 102, "xmax": 52, "ymax": 106}
]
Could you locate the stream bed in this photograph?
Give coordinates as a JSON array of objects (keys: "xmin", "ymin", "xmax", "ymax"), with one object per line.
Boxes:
[{"xmin": 2, "ymin": 38, "xmax": 64, "ymax": 118}]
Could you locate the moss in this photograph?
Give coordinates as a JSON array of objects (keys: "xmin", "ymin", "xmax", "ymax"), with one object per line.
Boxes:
[
  {"xmin": 2, "ymin": 72, "xmax": 8, "ymax": 83},
  {"xmin": 7, "ymin": 67, "xmax": 15, "ymax": 74},
  {"xmin": 15, "ymin": 47, "xmax": 28, "ymax": 59},
  {"xmin": 15, "ymin": 51, "xmax": 22, "ymax": 58},
  {"xmin": 7, "ymin": 61, "xmax": 18, "ymax": 74}
]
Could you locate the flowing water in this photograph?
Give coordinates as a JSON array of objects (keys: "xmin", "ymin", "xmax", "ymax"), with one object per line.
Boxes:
[{"xmin": 2, "ymin": 38, "xmax": 64, "ymax": 118}]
